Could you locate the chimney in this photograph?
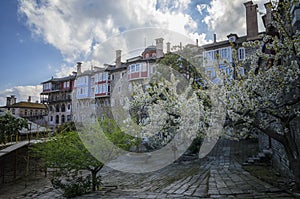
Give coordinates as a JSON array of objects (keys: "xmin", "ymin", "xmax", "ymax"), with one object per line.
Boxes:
[
  {"xmin": 115, "ymin": 50, "xmax": 122, "ymax": 68},
  {"xmin": 155, "ymin": 38, "xmax": 164, "ymax": 58},
  {"xmin": 28, "ymin": 96, "xmax": 31, "ymax": 102},
  {"xmin": 244, "ymin": 1, "xmax": 258, "ymax": 40},
  {"xmin": 263, "ymin": 2, "xmax": 272, "ymax": 30},
  {"xmin": 166, "ymin": 42, "xmax": 171, "ymax": 53},
  {"xmin": 6, "ymin": 96, "xmax": 11, "ymax": 106},
  {"xmin": 214, "ymin": 34, "xmax": 217, "ymax": 43},
  {"xmin": 10, "ymin": 95, "xmax": 16, "ymax": 105},
  {"xmin": 196, "ymin": 39, "xmax": 198, "ymax": 46},
  {"xmin": 77, "ymin": 62, "xmax": 82, "ymax": 74}
]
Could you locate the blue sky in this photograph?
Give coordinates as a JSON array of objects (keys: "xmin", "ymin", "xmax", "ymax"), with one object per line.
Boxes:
[{"xmin": 0, "ymin": 0, "xmax": 268, "ymax": 105}]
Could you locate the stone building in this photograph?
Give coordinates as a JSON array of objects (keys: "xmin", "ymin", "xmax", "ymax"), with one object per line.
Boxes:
[
  {"xmin": 201, "ymin": 1, "xmax": 262, "ymax": 83},
  {"xmin": 40, "ymin": 74, "xmax": 76, "ymax": 130},
  {"xmin": 0, "ymin": 95, "xmax": 48, "ymax": 126},
  {"xmin": 72, "ymin": 38, "xmax": 165, "ymax": 123}
]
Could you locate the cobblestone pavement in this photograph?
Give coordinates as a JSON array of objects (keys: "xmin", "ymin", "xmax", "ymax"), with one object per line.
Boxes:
[
  {"xmin": 74, "ymin": 139, "xmax": 295, "ymax": 199},
  {"xmin": 10, "ymin": 139, "xmax": 295, "ymax": 199}
]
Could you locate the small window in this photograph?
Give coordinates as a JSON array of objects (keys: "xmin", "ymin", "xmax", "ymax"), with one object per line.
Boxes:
[
  {"xmin": 238, "ymin": 48, "xmax": 245, "ymax": 61},
  {"xmin": 50, "ymin": 116, "xmax": 53, "ymax": 121},
  {"xmin": 61, "ymin": 115, "xmax": 65, "ymax": 123},
  {"xmin": 56, "ymin": 105, "xmax": 60, "ymax": 112},
  {"xmin": 55, "ymin": 115, "xmax": 59, "ymax": 124},
  {"xmin": 130, "ymin": 65, "xmax": 136, "ymax": 73},
  {"xmin": 61, "ymin": 104, "xmax": 66, "ymax": 112},
  {"xmin": 136, "ymin": 64, "xmax": 141, "ymax": 72}
]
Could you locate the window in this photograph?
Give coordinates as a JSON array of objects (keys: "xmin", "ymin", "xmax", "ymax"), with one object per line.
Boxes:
[
  {"xmin": 50, "ymin": 116, "xmax": 53, "ymax": 122},
  {"xmin": 55, "ymin": 115, "xmax": 59, "ymax": 124},
  {"xmin": 130, "ymin": 64, "xmax": 142, "ymax": 73},
  {"xmin": 103, "ymin": 73, "xmax": 107, "ymax": 81},
  {"xmin": 205, "ymin": 51, "xmax": 214, "ymax": 61},
  {"xmin": 67, "ymin": 115, "xmax": 71, "ymax": 121},
  {"xmin": 240, "ymin": 67, "xmax": 245, "ymax": 76},
  {"xmin": 67, "ymin": 104, "xmax": 71, "ymax": 110},
  {"xmin": 56, "ymin": 104, "xmax": 60, "ymax": 112},
  {"xmin": 61, "ymin": 104, "xmax": 66, "ymax": 112},
  {"xmin": 136, "ymin": 63, "xmax": 141, "ymax": 72},
  {"xmin": 130, "ymin": 65, "xmax": 136, "ymax": 73},
  {"xmin": 61, "ymin": 115, "xmax": 65, "ymax": 123},
  {"xmin": 238, "ymin": 48, "xmax": 245, "ymax": 60},
  {"xmin": 220, "ymin": 48, "xmax": 228, "ymax": 59},
  {"xmin": 63, "ymin": 81, "xmax": 70, "ymax": 88},
  {"xmin": 12, "ymin": 108, "xmax": 15, "ymax": 115}
]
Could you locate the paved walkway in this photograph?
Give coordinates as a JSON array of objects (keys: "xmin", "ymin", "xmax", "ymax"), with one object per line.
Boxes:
[
  {"xmin": 74, "ymin": 139, "xmax": 294, "ymax": 199},
  {"xmin": 7, "ymin": 139, "xmax": 295, "ymax": 198}
]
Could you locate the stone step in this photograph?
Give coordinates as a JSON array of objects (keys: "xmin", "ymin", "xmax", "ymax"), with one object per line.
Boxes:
[{"xmin": 258, "ymin": 152, "xmax": 266, "ymax": 158}]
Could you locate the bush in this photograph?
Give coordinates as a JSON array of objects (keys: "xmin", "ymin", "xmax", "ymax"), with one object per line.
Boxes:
[{"xmin": 52, "ymin": 174, "xmax": 92, "ymax": 198}]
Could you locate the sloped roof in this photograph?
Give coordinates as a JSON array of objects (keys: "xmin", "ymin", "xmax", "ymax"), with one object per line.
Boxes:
[
  {"xmin": 41, "ymin": 75, "xmax": 76, "ymax": 84},
  {"xmin": 6, "ymin": 102, "xmax": 47, "ymax": 109}
]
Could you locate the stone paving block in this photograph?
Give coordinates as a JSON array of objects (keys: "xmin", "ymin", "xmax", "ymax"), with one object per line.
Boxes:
[{"xmin": 219, "ymin": 189, "xmax": 232, "ymax": 195}]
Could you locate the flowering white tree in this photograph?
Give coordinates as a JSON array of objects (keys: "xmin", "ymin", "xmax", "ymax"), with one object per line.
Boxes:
[
  {"xmin": 113, "ymin": 56, "xmax": 226, "ymax": 157},
  {"xmin": 224, "ymin": 1, "xmax": 300, "ymax": 191}
]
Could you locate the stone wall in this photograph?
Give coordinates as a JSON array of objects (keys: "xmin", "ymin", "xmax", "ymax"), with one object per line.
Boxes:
[{"xmin": 258, "ymin": 118, "xmax": 300, "ymax": 177}]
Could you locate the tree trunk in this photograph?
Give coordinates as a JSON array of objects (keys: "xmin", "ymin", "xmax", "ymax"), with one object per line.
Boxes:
[{"xmin": 91, "ymin": 170, "xmax": 97, "ymax": 191}]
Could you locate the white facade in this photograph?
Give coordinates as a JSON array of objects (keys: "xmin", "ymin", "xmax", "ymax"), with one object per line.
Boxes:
[{"xmin": 75, "ymin": 74, "xmax": 92, "ymax": 99}]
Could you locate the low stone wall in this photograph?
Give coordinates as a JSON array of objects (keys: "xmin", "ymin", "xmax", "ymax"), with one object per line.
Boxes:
[{"xmin": 258, "ymin": 133, "xmax": 293, "ymax": 178}]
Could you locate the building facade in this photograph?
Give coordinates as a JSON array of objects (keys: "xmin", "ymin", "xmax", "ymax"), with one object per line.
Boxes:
[
  {"xmin": 0, "ymin": 95, "xmax": 48, "ymax": 126},
  {"xmin": 72, "ymin": 38, "xmax": 166, "ymax": 123},
  {"xmin": 40, "ymin": 74, "xmax": 76, "ymax": 129},
  {"xmin": 202, "ymin": 1, "xmax": 262, "ymax": 83}
]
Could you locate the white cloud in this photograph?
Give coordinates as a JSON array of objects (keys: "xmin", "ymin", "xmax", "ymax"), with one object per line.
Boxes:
[
  {"xmin": 18, "ymin": 0, "xmax": 207, "ymax": 65},
  {"xmin": 54, "ymin": 64, "xmax": 76, "ymax": 78},
  {"xmin": 197, "ymin": 4, "xmax": 208, "ymax": 15},
  {"xmin": 203, "ymin": 0, "xmax": 270, "ymax": 41},
  {"xmin": 0, "ymin": 85, "xmax": 42, "ymax": 106}
]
